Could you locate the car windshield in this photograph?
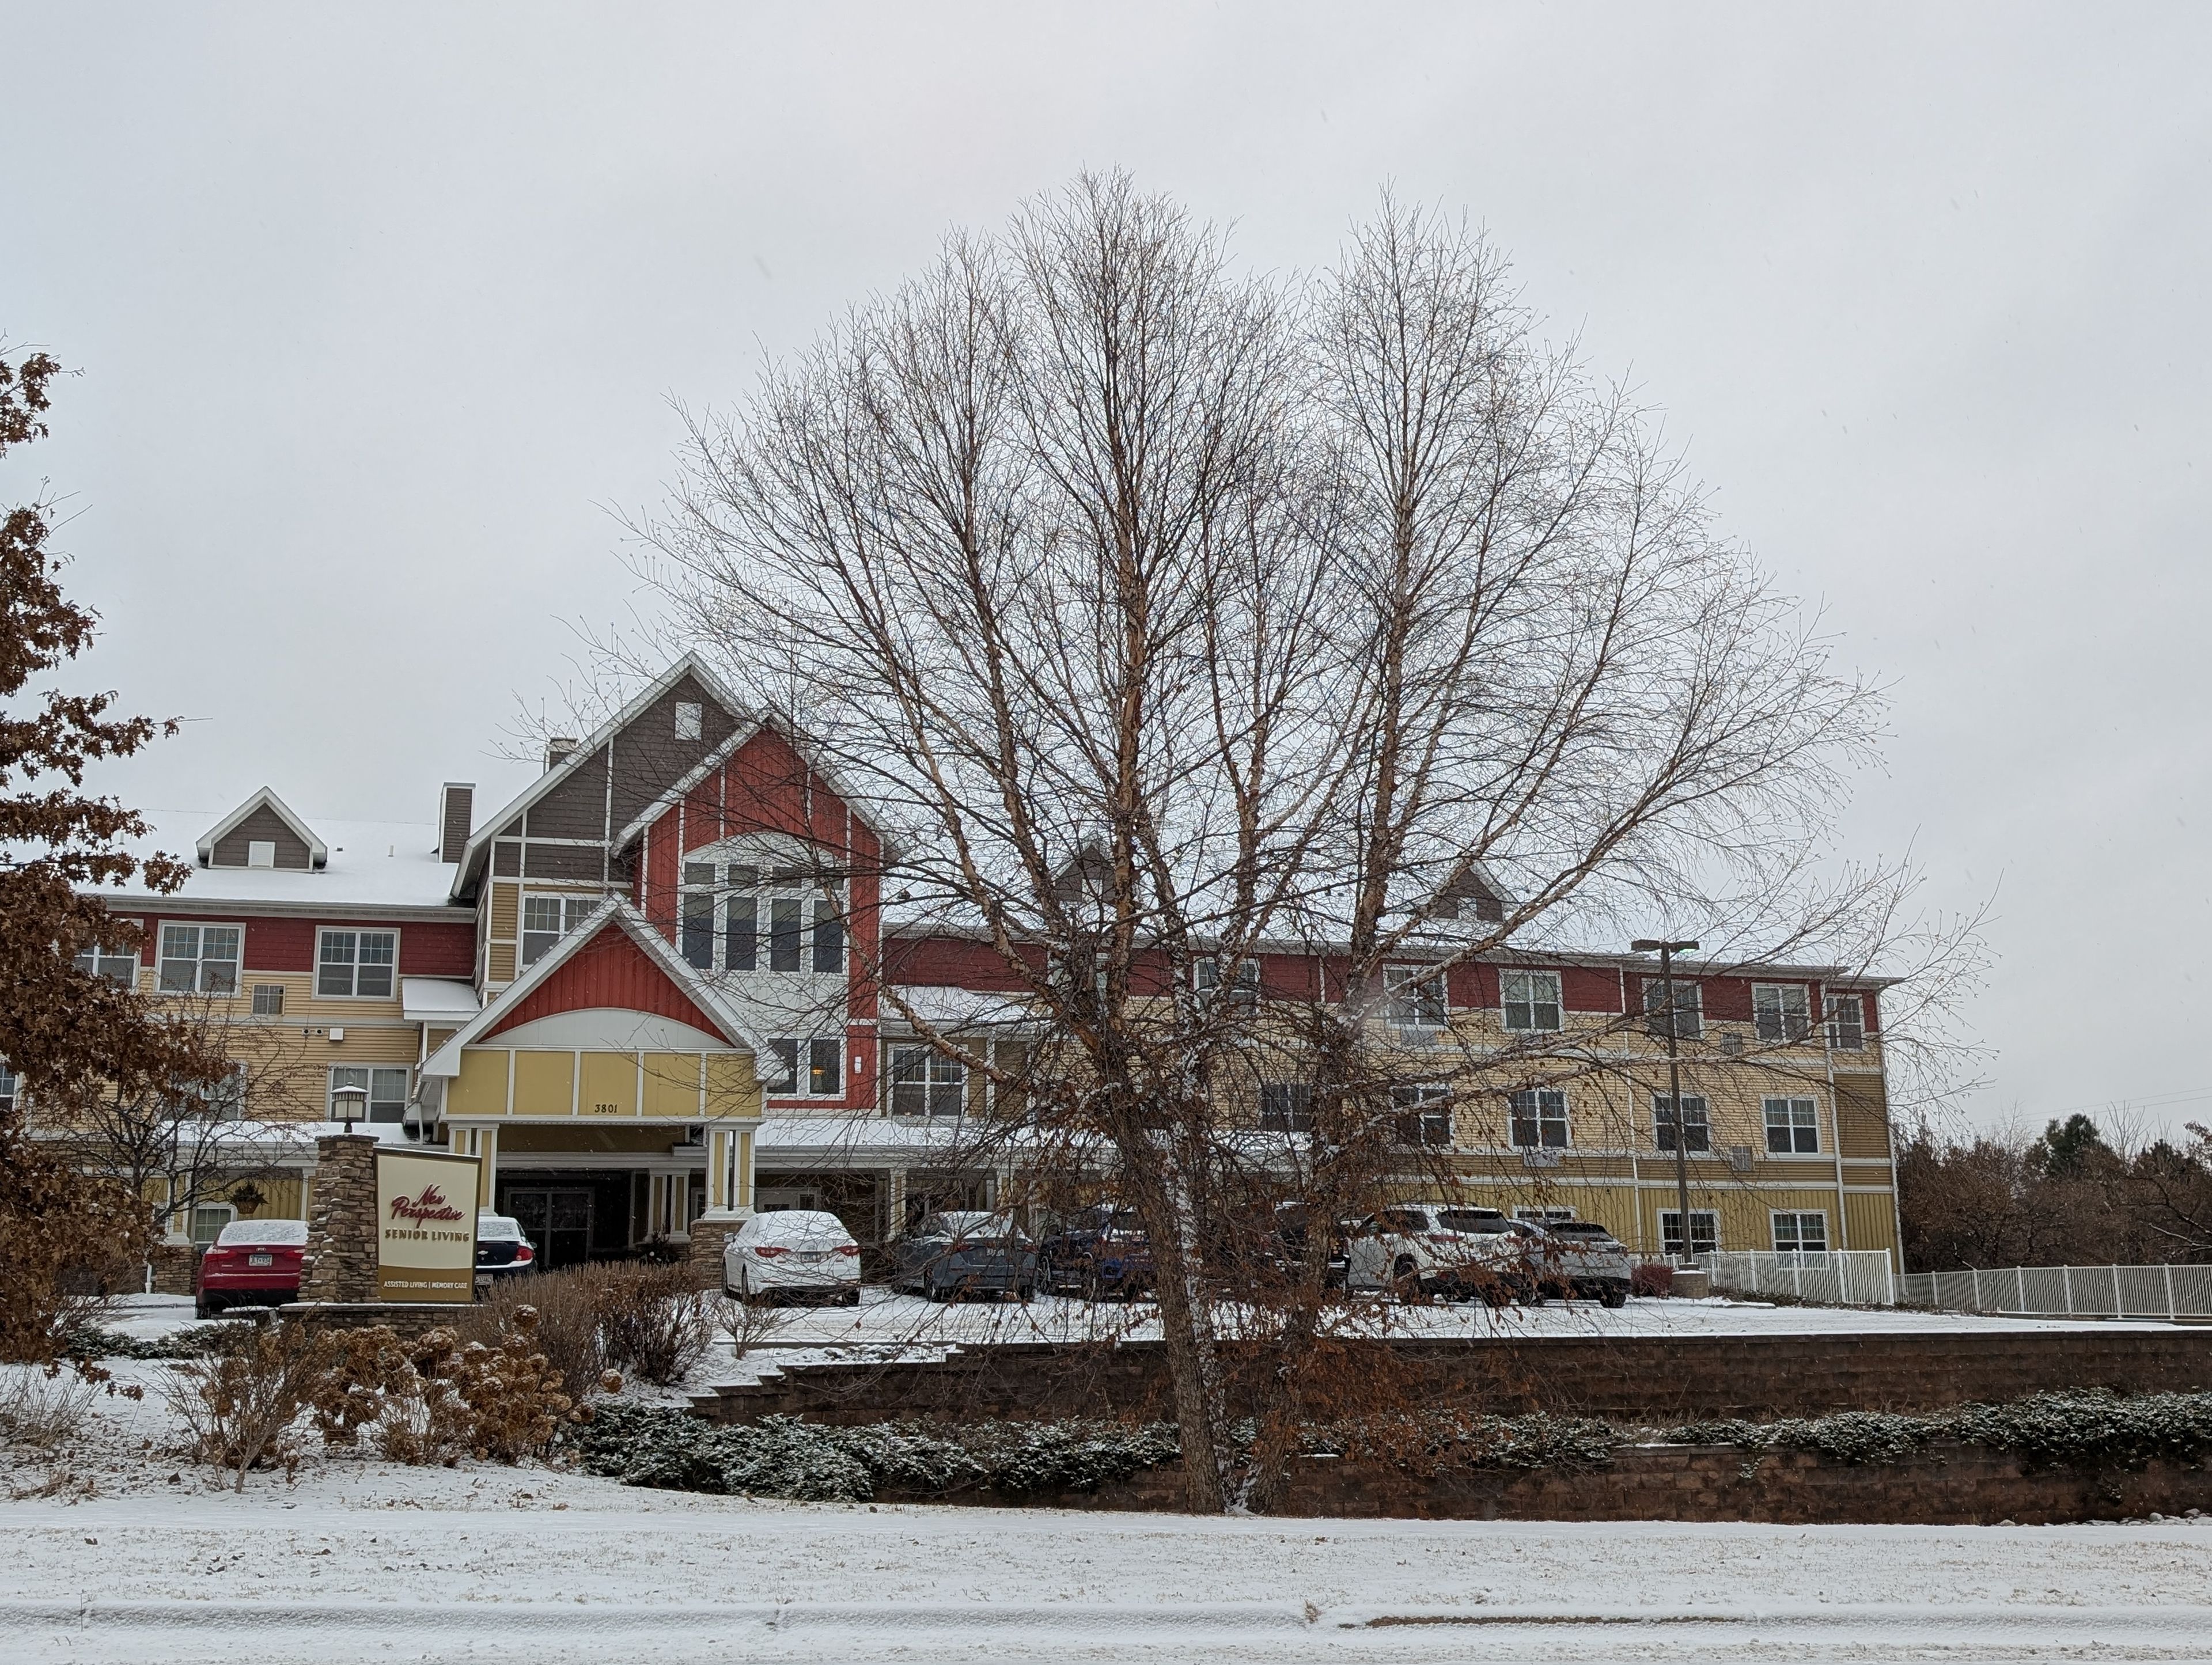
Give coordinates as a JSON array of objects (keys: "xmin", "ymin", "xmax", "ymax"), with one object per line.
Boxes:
[
  {"xmin": 214, "ymin": 1220, "xmax": 308, "ymax": 1247},
  {"xmin": 1435, "ymin": 1210, "xmax": 1510, "ymax": 1234}
]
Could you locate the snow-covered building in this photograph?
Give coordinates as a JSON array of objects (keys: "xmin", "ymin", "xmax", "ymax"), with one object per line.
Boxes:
[{"xmin": 82, "ymin": 655, "xmax": 1904, "ymax": 1269}]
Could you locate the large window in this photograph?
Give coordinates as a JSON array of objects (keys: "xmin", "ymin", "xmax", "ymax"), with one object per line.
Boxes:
[
  {"xmin": 522, "ymin": 895, "xmax": 597, "ymax": 966},
  {"xmin": 73, "ymin": 943, "xmax": 138, "ymax": 984},
  {"xmin": 158, "ymin": 924, "xmax": 240, "ymax": 994},
  {"xmin": 1659, "ymin": 1209, "xmax": 1719, "ymax": 1258},
  {"xmin": 1652, "ymin": 1093, "xmax": 1710, "ymax": 1153},
  {"xmin": 328, "ymin": 1065, "xmax": 409, "ymax": 1123},
  {"xmin": 1259, "ymin": 1082, "xmax": 1314, "ymax": 1133},
  {"xmin": 1825, "ymin": 992, "xmax": 1866, "ymax": 1051},
  {"xmin": 1753, "ymin": 983, "xmax": 1812, "ymax": 1043},
  {"xmin": 189, "ymin": 1203, "xmax": 236, "ymax": 1246},
  {"xmin": 889, "ymin": 1045, "xmax": 965, "ymax": 1117},
  {"xmin": 317, "ymin": 930, "xmax": 397, "ymax": 998},
  {"xmin": 1763, "ymin": 1097, "xmax": 1820, "ymax": 1155},
  {"xmin": 681, "ymin": 860, "xmax": 846, "ymax": 976},
  {"xmin": 1385, "ymin": 966, "xmax": 1448, "ymax": 1030},
  {"xmin": 1771, "ymin": 1211, "xmax": 1829, "ymax": 1255},
  {"xmin": 1509, "ymin": 1088, "xmax": 1570, "ymax": 1148},
  {"xmin": 1391, "ymin": 1084, "xmax": 1452, "ymax": 1146},
  {"xmin": 1501, "ymin": 969, "xmax": 1562, "ymax": 1033},
  {"xmin": 1642, "ymin": 977, "xmax": 1702, "ymax": 1041},
  {"xmin": 766, "ymin": 1038, "xmax": 842, "ymax": 1098}
]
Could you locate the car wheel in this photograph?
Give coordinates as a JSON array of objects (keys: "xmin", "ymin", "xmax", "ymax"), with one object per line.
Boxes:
[
  {"xmin": 842, "ymin": 1288, "xmax": 861, "ymax": 1307},
  {"xmin": 1601, "ymin": 1285, "xmax": 1628, "ymax": 1309},
  {"xmin": 194, "ymin": 1297, "xmax": 213, "ymax": 1320},
  {"xmin": 1391, "ymin": 1256, "xmax": 1421, "ymax": 1302}
]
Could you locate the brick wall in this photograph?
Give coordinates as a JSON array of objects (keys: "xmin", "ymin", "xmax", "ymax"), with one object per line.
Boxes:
[
  {"xmin": 694, "ymin": 1329, "xmax": 2212, "ymax": 1427},
  {"xmin": 902, "ymin": 1443, "xmax": 2212, "ymax": 1525}
]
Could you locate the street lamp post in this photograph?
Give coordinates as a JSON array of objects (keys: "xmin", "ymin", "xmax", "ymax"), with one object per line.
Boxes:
[{"xmin": 1632, "ymin": 937, "xmax": 1701, "ymax": 1267}]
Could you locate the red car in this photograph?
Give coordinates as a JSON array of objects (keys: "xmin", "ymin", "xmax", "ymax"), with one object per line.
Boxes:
[{"xmin": 194, "ymin": 1219, "xmax": 309, "ymax": 1317}]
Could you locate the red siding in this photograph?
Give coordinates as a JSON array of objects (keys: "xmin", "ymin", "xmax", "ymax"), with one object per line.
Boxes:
[
  {"xmin": 1562, "ymin": 966, "xmax": 1623, "ymax": 1013},
  {"xmin": 1702, "ymin": 977, "xmax": 1753, "ymax": 1023},
  {"xmin": 487, "ymin": 924, "xmax": 730, "ymax": 1042},
  {"xmin": 1257, "ymin": 953, "xmax": 1320, "ymax": 1000},
  {"xmin": 885, "ymin": 935, "xmax": 1041, "ymax": 991},
  {"xmin": 1448, "ymin": 961, "xmax": 1499, "ymax": 1009},
  {"xmin": 399, "ymin": 921, "xmax": 476, "ymax": 978},
  {"xmin": 244, "ymin": 917, "xmax": 315, "ymax": 972}
]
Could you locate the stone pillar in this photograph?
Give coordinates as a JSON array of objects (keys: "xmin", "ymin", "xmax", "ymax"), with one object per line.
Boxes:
[
  {"xmin": 299, "ymin": 1134, "xmax": 379, "ymax": 1304},
  {"xmin": 686, "ymin": 1209, "xmax": 749, "ymax": 1290}
]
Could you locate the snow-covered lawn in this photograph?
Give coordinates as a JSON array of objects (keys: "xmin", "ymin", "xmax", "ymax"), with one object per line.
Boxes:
[
  {"xmin": 8, "ymin": 1298, "xmax": 2212, "ymax": 1662},
  {"xmin": 5, "ymin": 1479, "xmax": 2210, "ymax": 1662}
]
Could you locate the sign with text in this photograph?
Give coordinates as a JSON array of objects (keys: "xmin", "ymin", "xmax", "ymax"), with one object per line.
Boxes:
[{"xmin": 374, "ymin": 1148, "xmax": 480, "ymax": 1303}]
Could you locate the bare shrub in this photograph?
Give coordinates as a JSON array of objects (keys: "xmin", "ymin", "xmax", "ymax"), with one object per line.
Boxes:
[
  {"xmin": 0, "ymin": 1366, "xmax": 97, "ymax": 1451},
  {"xmin": 719, "ymin": 1290, "xmax": 789, "ymax": 1361},
  {"xmin": 596, "ymin": 1263, "xmax": 713, "ymax": 1386},
  {"xmin": 463, "ymin": 1269, "xmax": 612, "ymax": 1399},
  {"xmin": 0, "ymin": 1139, "xmax": 149, "ymax": 1366},
  {"xmin": 162, "ymin": 1323, "xmax": 325, "ymax": 1489}
]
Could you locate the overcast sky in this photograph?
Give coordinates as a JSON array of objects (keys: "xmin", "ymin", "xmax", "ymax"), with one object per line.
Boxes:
[{"xmin": 5, "ymin": 3, "xmax": 2207, "ymax": 1139}]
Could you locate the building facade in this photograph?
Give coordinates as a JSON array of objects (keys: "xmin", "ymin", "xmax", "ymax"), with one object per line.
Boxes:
[{"xmin": 79, "ymin": 655, "xmax": 1903, "ymax": 1269}]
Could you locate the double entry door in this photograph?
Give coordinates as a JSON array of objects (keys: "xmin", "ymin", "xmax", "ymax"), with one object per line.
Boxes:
[{"xmin": 506, "ymin": 1188, "xmax": 593, "ymax": 1270}]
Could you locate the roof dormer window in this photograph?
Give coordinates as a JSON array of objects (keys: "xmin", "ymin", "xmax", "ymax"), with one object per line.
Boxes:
[
  {"xmin": 675, "ymin": 701, "xmax": 703, "ymax": 740},
  {"xmin": 247, "ymin": 840, "xmax": 276, "ymax": 869}
]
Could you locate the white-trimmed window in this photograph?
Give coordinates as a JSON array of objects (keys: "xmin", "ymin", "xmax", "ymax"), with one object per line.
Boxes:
[
  {"xmin": 1642, "ymin": 977, "xmax": 1702, "ymax": 1041},
  {"xmin": 1753, "ymin": 983, "xmax": 1812, "ymax": 1043},
  {"xmin": 683, "ymin": 862, "xmax": 841, "ymax": 976},
  {"xmin": 0, "ymin": 1064, "xmax": 17, "ymax": 1114},
  {"xmin": 73, "ymin": 943, "xmax": 138, "ymax": 984},
  {"xmin": 681, "ymin": 862, "xmax": 718, "ymax": 969},
  {"xmin": 251, "ymin": 983, "xmax": 285, "ymax": 1015},
  {"xmin": 889, "ymin": 1045, "xmax": 965, "ymax": 1117},
  {"xmin": 1509, "ymin": 1088, "xmax": 1569, "ymax": 1148},
  {"xmin": 189, "ymin": 1203, "xmax": 236, "ymax": 1246},
  {"xmin": 317, "ymin": 929, "xmax": 396, "ymax": 998},
  {"xmin": 1825, "ymin": 992, "xmax": 1866, "ymax": 1051},
  {"xmin": 675, "ymin": 701, "xmax": 703, "ymax": 740},
  {"xmin": 1660, "ymin": 1209, "xmax": 1719, "ymax": 1257},
  {"xmin": 328, "ymin": 1065, "xmax": 408, "ymax": 1123},
  {"xmin": 198, "ymin": 1064, "xmax": 247, "ymax": 1121},
  {"xmin": 1771, "ymin": 1211, "xmax": 1829, "ymax": 1255},
  {"xmin": 158, "ymin": 924, "xmax": 240, "ymax": 994},
  {"xmin": 522, "ymin": 895, "xmax": 597, "ymax": 966},
  {"xmin": 1196, "ymin": 956, "xmax": 1259, "ymax": 1011},
  {"xmin": 1385, "ymin": 966, "xmax": 1448, "ymax": 1029},
  {"xmin": 1653, "ymin": 1093, "xmax": 1710, "ymax": 1153},
  {"xmin": 1502, "ymin": 969, "xmax": 1562, "ymax": 1033},
  {"xmin": 766, "ymin": 1038, "xmax": 842, "ymax": 1098},
  {"xmin": 1763, "ymin": 1096, "xmax": 1820, "ymax": 1155},
  {"xmin": 246, "ymin": 839, "xmax": 276, "ymax": 868},
  {"xmin": 1391, "ymin": 1083, "xmax": 1452, "ymax": 1146},
  {"xmin": 1259, "ymin": 1082, "xmax": 1314, "ymax": 1133}
]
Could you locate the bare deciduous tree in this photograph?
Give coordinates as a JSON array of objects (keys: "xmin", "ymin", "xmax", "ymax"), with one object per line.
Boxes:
[{"xmin": 636, "ymin": 175, "xmax": 1957, "ymax": 1511}]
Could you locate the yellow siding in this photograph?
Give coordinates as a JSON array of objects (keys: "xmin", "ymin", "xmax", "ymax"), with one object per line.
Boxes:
[
  {"xmin": 447, "ymin": 1049, "xmax": 510, "ymax": 1117},
  {"xmin": 1834, "ymin": 1076, "xmax": 1892, "ymax": 1158},
  {"xmin": 489, "ymin": 882, "xmax": 520, "ymax": 940},
  {"xmin": 488, "ymin": 943, "xmax": 517, "ymax": 984},
  {"xmin": 704, "ymin": 1053, "xmax": 760, "ymax": 1120},
  {"xmin": 1844, "ymin": 1189, "xmax": 1901, "ymax": 1261},
  {"xmin": 579, "ymin": 1050, "xmax": 640, "ymax": 1118},
  {"xmin": 513, "ymin": 1050, "xmax": 575, "ymax": 1116},
  {"xmin": 642, "ymin": 1052, "xmax": 702, "ymax": 1119}
]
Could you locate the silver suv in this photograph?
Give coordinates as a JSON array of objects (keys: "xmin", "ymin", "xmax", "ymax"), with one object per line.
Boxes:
[
  {"xmin": 1345, "ymin": 1204, "xmax": 1536, "ymax": 1303},
  {"xmin": 1528, "ymin": 1218, "xmax": 1633, "ymax": 1307}
]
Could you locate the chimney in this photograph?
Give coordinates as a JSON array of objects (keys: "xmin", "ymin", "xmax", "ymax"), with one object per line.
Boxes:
[
  {"xmin": 545, "ymin": 737, "xmax": 581, "ymax": 772},
  {"xmin": 438, "ymin": 783, "xmax": 474, "ymax": 864}
]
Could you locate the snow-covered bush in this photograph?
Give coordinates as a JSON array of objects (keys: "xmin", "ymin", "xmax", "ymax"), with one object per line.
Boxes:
[
  {"xmin": 565, "ymin": 1405, "xmax": 1183, "ymax": 1503},
  {"xmin": 1670, "ymin": 1390, "xmax": 2212, "ymax": 1471}
]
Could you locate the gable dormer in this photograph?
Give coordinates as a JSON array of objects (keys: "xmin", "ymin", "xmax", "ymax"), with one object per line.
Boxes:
[{"xmin": 196, "ymin": 788, "xmax": 327, "ymax": 871}]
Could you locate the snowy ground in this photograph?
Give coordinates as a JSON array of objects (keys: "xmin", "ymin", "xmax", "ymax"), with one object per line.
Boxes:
[{"xmin": 7, "ymin": 1296, "xmax": 2210, "ymax": 1661}]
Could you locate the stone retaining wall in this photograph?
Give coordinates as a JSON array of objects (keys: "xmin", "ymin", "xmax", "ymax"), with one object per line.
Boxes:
[
  {"xmin": 896, "ymin": 1443, "xmax": 2212, "ymax": 1525},
  {"xmin": 694, "ymin": 1328, "xmax": 2212, "ymax": 1426}
]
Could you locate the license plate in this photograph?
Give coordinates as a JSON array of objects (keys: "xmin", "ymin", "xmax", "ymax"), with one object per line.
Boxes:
[
  {"xmin": 795, "ymin": 1250, "xmax": 830, "ymax": 1264},
  {"xmin": 248, "ymin": 1252, "xmax": 273, "ymax": 1267}
]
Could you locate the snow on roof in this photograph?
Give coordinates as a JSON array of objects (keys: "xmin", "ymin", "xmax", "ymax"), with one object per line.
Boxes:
[
  {"xmin": 401, "ymin": 977, "xmax": 482, "ymax": 1023},
  {"xmin": 98, "ymin": 807, "xmax": 463, "ymax": 911},
  {"xmin": 883, "ymin": 984, "xmax": 1037, "ymax": 1031}
]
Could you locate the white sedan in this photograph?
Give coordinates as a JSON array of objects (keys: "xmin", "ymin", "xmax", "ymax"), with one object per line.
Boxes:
[{"xmin": 724, "ymin": 1208, "xmax": 863, "ymax": 1305}]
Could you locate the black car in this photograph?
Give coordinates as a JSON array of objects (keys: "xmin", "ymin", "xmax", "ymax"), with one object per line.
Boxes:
[
  {"xmin": 891, "ymin": 1211, "xmax": 1037, "ymax": 1302},
  {"xmin": 475, "ymin": 1212, "xmax": 539, "ymax": 1278},
  {"xmin": 1262, "ymin": 1203, "xmax": 1351, "ymax": 1290},
  {"xmin": 1037, "ymin": 1206, "xmax": 1153, "ymax": 1299}
]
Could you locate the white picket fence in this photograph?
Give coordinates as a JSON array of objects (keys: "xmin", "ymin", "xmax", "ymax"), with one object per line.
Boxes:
[
  {"xmin": 1705, "ymin": 1249, "xmax": 1897, "ymax": 1307},
  {"xmin": 1898, "ymin": 1264, "xmax": 2212, "ymax": 1321}
]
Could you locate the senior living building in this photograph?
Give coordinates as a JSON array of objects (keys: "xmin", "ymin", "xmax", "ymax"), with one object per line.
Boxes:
[{"xmin": 77, "ymin": 655, "xmax": 1904, "ymax": 1270}]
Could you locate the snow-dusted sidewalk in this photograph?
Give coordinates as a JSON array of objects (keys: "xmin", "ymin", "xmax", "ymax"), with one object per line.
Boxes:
[{"xmin": 5, "ymin": 1476, "xmax": 2211, "ymax": 1663}]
